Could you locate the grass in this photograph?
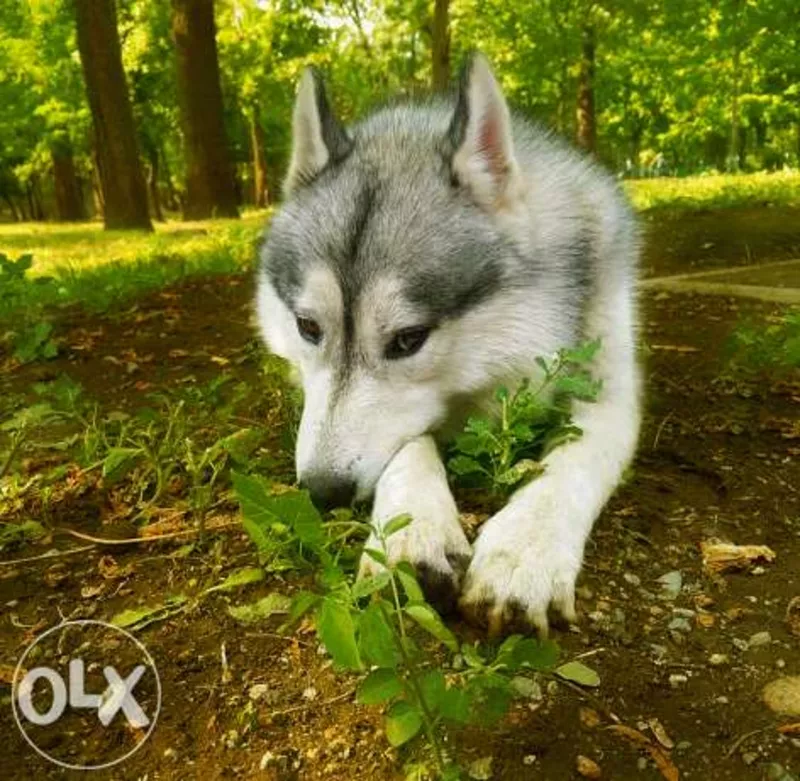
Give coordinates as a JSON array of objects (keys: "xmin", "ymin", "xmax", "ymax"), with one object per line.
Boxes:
[
  {"xmin": 625, "ymin": 170, "xmax": 800, "ymax": 211},
  {"xmin": 0, "ymin": 211, "xmax": 268, "ymax": 320},
  {"xmin": 1, "ymin": 171, "xmax": 799, "ymax": 323}
]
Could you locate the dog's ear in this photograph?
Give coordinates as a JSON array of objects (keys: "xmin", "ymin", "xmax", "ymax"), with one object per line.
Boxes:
[
  {"xmin": 284, "ymin": 68, "xmax": 352, "ymax": 196},
  {"xmin": 448, "ymin": 53, "xmax": 520, "ymax": 210}
]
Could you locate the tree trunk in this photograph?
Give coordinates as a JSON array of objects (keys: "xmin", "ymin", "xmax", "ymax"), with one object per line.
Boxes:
[
  {"xmin": 144, "ymin": 142, "xmax": 164, "ymax": 221},
  {"xmin": 52, "ymin": 141, "xmax": 87, "ymax": 221},
  {"xmin": 26, "ymin": 177, "xmax": 46, "ymax": 221},
  {"xmin": 727, "ymin": 0, "xmax": 743, "ymax": 173},
  {"xmin": 1, "ymin": 193, "xmax": 21, "ymax": 222},
  {"xmin": 74, "ymin": 0, "xmax": 152, "ymax": 230},
  {"xmin": 249, "ymin": 107, "xmax": 270, "ymax": 208},
  {"xmin": 431, "ymin": 0, "xmax": 451, "ymax": 91},
  {"xmin": 171, "ymin": 0, "xmax": 239, "ymax": 220},
  {"xmin": 576, "ymin": 22, "xmax": 597, "ymax": 155},
  {"xmin": 158, "ymin": 141, "xmax": 179, "ymax": 211}
]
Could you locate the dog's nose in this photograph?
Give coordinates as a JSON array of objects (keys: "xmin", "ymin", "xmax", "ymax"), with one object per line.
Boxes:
[{"xmin": 301, "ymin": 476, "xmax": 356, "ymax": 511}]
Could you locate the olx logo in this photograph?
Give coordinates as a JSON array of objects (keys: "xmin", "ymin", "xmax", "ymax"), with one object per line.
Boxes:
[{"xmin": 12, "ymin": 620, "xmax": 161, "ymax": 770}]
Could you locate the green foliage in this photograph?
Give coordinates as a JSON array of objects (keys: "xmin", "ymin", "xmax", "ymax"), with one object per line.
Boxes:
[
  {"xmin": 448, "ymin": 341, "xmax": 602, "ymax": 496},
  {"xmin": 0, "ymin": 218, "xmax": 264, "ymax": 320},
  {"xmin": 727, "ymin": 309, "xmax": 800, "ymax": 373},
  {"xmin": 231, "ymin": 474, "xmax": 602, "ymax": 778},
  {"xmin": 11, "ymin": 320, "xmax": 58, "ymax": 363},
  {"xmin": 627, "ymin": 172, "xmax": 800, "ymax": 212}
]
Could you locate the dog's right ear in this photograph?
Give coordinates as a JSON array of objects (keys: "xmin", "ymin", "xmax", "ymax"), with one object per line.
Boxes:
[
  {"xmin": 284, "ymin": 68, "xmax": 352, "ymax": 196},
  {"xmin": 448, "ymin": 53, "xmax": 521, "ymax": 211}
]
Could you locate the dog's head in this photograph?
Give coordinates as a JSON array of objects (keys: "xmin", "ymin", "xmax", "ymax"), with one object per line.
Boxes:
[{"xmin": 257, "ymin": 55, "xmax": 542, "ymax": 509}]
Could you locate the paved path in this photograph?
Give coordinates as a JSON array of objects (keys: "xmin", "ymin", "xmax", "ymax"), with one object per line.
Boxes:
[{"xmin": 641, "ymin": 258, "xmax": 800, "ymax": 303}]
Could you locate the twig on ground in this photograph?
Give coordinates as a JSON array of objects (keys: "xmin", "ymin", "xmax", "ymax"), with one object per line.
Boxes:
[
  {"xmin": 0, "ymin": 544, "xmax": 96, "ymax": 567},
  {"xmin": 54, "ymin": 520, "xmax": 241, "ymax": 546}
]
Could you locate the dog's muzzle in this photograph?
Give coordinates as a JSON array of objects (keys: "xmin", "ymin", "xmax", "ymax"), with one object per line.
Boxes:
[{"xmin": 301, "ymin": 475, "xmax": 357, "ymax": 511}]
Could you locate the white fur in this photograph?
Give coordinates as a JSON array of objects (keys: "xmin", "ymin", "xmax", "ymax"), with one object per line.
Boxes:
[
  {"xmin": 359, "ymin": 435, "xmax": 471, "ymax": 580},
  {"xmin": 258, "ymin": 56, "xmax": 641, "ymax": 633},
  {"xmin": 285, "ymin": 70, "xmax": 330, "ymax": 196}
]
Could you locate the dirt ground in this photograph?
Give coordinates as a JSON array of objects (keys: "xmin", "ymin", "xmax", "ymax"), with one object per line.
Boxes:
[{"xmin": 1, "ymin": 206, "xmax": 799, "ymax": 780}]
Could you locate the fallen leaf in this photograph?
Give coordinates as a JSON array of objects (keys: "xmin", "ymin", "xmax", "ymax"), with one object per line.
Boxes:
[
  {"xmin": 0, "ymin": 664, "xmax": 19, "ymax": 684},
  {"xmin": 695, "ymin": 612, "xmax": 715, "ymax": 629},
  {"xmin": 786, "ymin": 597, "xmax": 800, "ymax": 637},
  {"xmin": 648, "ymin": 717, "xmax": 675, "ymax": 749},
  {"xmin": 607, "ymin": 724, "xmax": 679, "ymax": 781},
  {"xmin": 777, "ymin": 723, "xmax": 800, "ymax": 735},
  {"xmin": 81, "ymin": 583, "xmax": 105, "ymax": 599},
  {"xmin": 555, "ymin": 661, "xmax": 601, "ymax": 687},
  {"xmin": 700, "ymin": 539, "xmax": 776, "ymax": 575},
  {"xmin": 580, "ymin": 706, "xmax": 602, "ymax": 729},
  {"xmin": 649, "ymin": 344, "xmax": 700, "ymax": 353},
  {"xmin": 227, "ymin": 593, "xmax": 291, "ymax": 624},
  {"xmin": 763, "ymin": 677, "xmax": 800, "ymax": 717},
  {"xmin": 576, "ymin": 755, "xmax": 602, "ymax": 779}
]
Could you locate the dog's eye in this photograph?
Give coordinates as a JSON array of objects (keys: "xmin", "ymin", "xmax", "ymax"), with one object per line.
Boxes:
[
  {"xmin": 296, "ymin": 316, "xmax": 322, "ymax": 345},
  {"xmin": 385, "ymin": 326, "xmax": 430, "ymax": 360}
]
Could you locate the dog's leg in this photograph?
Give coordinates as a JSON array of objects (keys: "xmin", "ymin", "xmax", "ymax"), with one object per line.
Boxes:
[
  {"xmin": 359, "ymin": 435, "xmax": 472, "ymax": 613},
  {"xmin": 459, "ymin": 284, "xmax": 640, "ymax": 635}
]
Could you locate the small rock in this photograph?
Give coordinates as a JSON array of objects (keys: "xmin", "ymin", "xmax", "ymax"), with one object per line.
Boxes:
[
  {"xmin": 522, "ymin": 755, "xmax": 537, "ymax": 766},
  {"xmin": 766, "ymin": 763, "xmax": 799, "ymax": 781},
  {"xmin": 576, "ymin": 586, "xmax": 594, "ymax": 600},
  {"xmin": 657, "ymin": 571, "xmax": 683, "ymax": 600},
  {"xmin": 733, "ymin": 638, "xmax": 749, "ymax": 652},
  {"xmin": 467, "ymin": 756, "xmax": 493, "ymax": 780},
  {"xmin": 576, "ymin": 755, "xmax": 602, "ymax": 779},
  {"xmin": 249, "ymin": 683, "xmax": 270, "ymax": 701},
  {"xmin": 786, "ymin": 597, "xmax": 800, "ymax": 637},
  {"xmin": 302, "ymin": 686, "xmax": 318, "ymax": 701},
  {"xmin": 669, "ymin": 674, "xmax": 688, "ymax": 688},
  {"xmin": 742, "ymin": 751, "xmax": 758, "ymax": 765},
  {"xmin": 763, "ymin": 677, "xmax": 800, "ymax": 716},
  {"xmin": 748, "ymin": 631, "xmax": 771, "ymax": 648},
  {"xmin": 709, "ymin": 653, "xmax": 729, "ymax": 666},
  {"xmin": 668, "ymin": 617, "xmax": 692, "ymax": 633},
  {"xmin": 623, "ymin": 573, "xmax": 641, "ymax": 586},
  {"xmin": 579, "ymin": 707, "xmax": 601, "ymax": 729}
]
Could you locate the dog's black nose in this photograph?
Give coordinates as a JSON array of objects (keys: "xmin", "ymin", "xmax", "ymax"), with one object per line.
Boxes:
[{"xmin": 302, "ymin": 477, "xmax": 356, "ymax": 510}]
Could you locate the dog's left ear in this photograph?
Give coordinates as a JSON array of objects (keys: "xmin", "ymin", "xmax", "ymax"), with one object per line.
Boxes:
[
  {"xmin": 284, "ymin": 68, "xmax": 352, "ymax": 196},
  {"xmin": 448, "ymin": 53, "xmax": 521, "ymax": 210}
]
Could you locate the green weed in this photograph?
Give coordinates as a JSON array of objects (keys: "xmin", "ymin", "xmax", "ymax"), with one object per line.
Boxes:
[
  {"xmin": 726, "ymin": 309, "xmax": 800, "ymax": 374},
  {"xmin": 233, "ymin": 472, "xmax": 600, "ymax": 779},
  {"xmin": 448, "ymin": 341, "xmax": 602, "ymax": 496}
]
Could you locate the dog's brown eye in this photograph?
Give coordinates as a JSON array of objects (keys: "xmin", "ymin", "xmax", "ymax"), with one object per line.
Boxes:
[
  {"xmin": 386, "ymin": 326, "xmax": 430, "ymax": 360},
  {"xmin": 297, "ymin": 316, "xmax": 322, "ymax": 345}
]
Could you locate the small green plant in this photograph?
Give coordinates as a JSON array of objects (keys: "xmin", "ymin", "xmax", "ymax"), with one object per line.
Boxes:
[
  {"xmin": 233, "ymin": 474, "xmax": 600, "ymax": 779},
  {"xmin": 11, "ymin": 320, "xmax": 59, "ymax": 363},
  {"xmin": 448, "ymin": 340, "xmax": 602, "ymax": 495},
  {"xmin": 726, "ymin": 309, "xmax": 800, "ymax": 373}
]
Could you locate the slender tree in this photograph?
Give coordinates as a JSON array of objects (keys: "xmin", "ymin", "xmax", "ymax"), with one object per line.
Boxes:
[
  {"xmin": 249, "ymin": 104, "xmax": 270, "ymax": 208},
  {"xmin": 51, "ymin": 138, "xmax": 86, "ymax": 221},
  {"xmin": 74, "ymin": 0, "xmax": 152, "ymax": 230},
  {"xmin": 431, "ymin": 0, "xmax": 451, "ymax": 91},
  {"xmin": 171, "ymin": 0, "xmax": 239, "ymax": 220},
  {"xmin": 575, "ymin": 21, "xmax": 597, "ymax": 154}
]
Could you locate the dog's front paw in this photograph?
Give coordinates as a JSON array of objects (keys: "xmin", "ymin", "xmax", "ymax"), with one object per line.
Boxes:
[
  {"xmin": 459, "ymin": 503, "xmax": 582, "ymax": 637},
  {"xmin": 357, "ymin": 436, "xmax": 472, "ymax": 613},
  {"xmin": 359, "ymin": 518, "xmax": 471, "ymax": 613}
]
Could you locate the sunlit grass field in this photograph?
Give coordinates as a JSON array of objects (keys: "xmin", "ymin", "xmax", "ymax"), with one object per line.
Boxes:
[
  {"xmin": 0, "ymin": 210, "xmax": 269, "ymax": 275},
  {"xmin": 2, "ymin": 172, "xmax": 799, "ymax": 320},
  {"xmin": 625, "ymin": 170, "xmax": 800, "ymax": 211}
]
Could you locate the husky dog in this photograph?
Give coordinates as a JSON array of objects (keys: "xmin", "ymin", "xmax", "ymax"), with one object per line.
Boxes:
[{"xmin": 256, "ymin": 54, "xmax": 640, "ymax": 635}]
